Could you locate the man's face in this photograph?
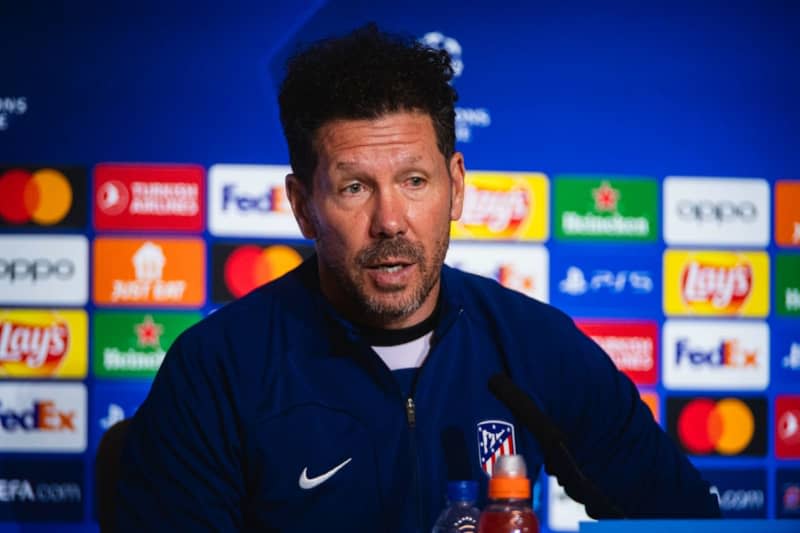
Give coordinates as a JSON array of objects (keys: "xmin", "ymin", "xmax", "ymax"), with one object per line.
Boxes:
[{"xmin": 287, "ymin": 111, "xmax": 465, "ymax": 329}]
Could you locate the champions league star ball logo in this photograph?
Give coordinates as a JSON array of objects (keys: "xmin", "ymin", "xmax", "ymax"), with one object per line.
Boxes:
[
  {"xmin": 477, "ymin": 420, "xmax": 516, "ymax": 476},
  {"xmin": 420, "ymin": 32, "xmax": 463, "ymax": 78}
]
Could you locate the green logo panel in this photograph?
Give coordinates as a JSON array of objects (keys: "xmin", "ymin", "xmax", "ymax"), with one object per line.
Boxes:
[
  {"xmin": 776, "ymin": 254, "xmax": 800, "ymax": 316},
  {"xmin": 93, "ymin": 311, "xmax": 202, "ymax": 378},
  {"xmin": 554, "ymin": 175, "xmax": 657, "ymax": 242}
]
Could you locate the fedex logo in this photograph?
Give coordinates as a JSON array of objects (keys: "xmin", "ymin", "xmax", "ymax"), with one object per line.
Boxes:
[
  {"xmin": 0, "ymin": 400, "xmax": 75, "ymax": 431},
  {"xmin": 663, "ymin": 320, "xmax": 768, "ymax": 391},
  {"xmin": 0, "ymin": 383, "xmax": 86, "ymax": 452},
  {"xmin": 221, "ymin": 184, "xmax": 289, "ymax": 213},
  {"xmin": 208, "ymin": 164, "xmax": 302, "ymax": 238},
  {"xmin": 675, "ymin": 339, "xmax": 758, "ymax": 368}
]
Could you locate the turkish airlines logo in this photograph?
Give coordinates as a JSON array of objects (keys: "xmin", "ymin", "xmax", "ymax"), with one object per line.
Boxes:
[
  {"xmin": 93, "ymin": 238, "xmax": 205, "ymax": 306},
  {"xmin": 667, "ymin": 396, "xmax": 766, "ymax": 457},
  {"xmin": 663, "ymin": 320, "xmax": 768, "ymax": 390},
  {"xmin": 663, "ymin": 250, "xmax": 769, "ymax": 317},
  {"xmin": 445, "ymin": 243, "xmax": 549, "ymax": 302},
  {"xmin": 0, "ymin": 167, "xmax": 87, "ymax": 229},
  {"xmin": 663, "ymin": 177, "xmax": 769, "ymax": 246},
  {"xmin": 0, "ymin": 236, "xmax": 88, "ymax": 306},
  {"xmin": 0, "ymin": 383, "xmax": 86, "ymax": 452},
  {"xmin": 208, "ymin": 164, "xmax": 301, "ymax": 238},
  {"xmin": 576, "ymin": 320, "xmax": 657, "ymax": 385},
  {"xmin": 776, "ymin": 396, "xmax": 800, "ymax": 459},
  {"xmin": 211, "ymin": 243, "xmax": 312, "ymax": 303},
  {"xmin": 94, "ymin": 164, "xmax": 204, "ymax": 232}
]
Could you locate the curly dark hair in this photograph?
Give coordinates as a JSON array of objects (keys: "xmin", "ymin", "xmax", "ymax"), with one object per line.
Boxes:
[{"xmin": 278, "ymin": 24, "xmax": 459, "ymax": 188}]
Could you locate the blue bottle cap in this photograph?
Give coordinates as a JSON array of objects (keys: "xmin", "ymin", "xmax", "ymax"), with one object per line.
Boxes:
[{"xmin": 447, "ymin": 480, "xmax": 478, "ymax": 502}]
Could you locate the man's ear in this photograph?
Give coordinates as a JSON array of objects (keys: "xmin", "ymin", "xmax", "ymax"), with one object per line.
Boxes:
[
  {"xmin": 285, "ymin": 174, "xmax": 317, "ymax": 239},
  {"xmin": 448, "ymin": 152, "xmax": 466, "ymax": 221}
]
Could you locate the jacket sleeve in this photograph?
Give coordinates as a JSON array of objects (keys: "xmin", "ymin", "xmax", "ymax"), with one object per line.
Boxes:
[
  {"xmin": 115, "ymin": 329, "xmax": 247, "ymax": 531},
  {"xmin": 548, "ymin": 317, "xmax": 720, "ymax": 519}
]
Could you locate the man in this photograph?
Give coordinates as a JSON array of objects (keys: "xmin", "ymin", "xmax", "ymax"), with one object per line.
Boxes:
[{"xmin": 116, "ymin": 25, "xmax": 720, "ymax": 531}]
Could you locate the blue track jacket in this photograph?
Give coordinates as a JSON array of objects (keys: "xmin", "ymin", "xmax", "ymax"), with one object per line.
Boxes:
[{"xmin": 116, "ymin": 258, "xmax": 720, "ymax": 531}]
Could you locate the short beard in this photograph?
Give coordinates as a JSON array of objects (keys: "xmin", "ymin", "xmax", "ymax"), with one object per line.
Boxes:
[{"xmin": 322, "ymin": 232, "xmax": 450, "ymax": 324}]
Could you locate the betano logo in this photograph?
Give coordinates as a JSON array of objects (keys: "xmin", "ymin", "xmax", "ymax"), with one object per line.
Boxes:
[
  {"xmin": 93, "ymin": 238, "xmax": 205, "ymax": 306},
  {"xmin": 0, "ymin": 310, "xmax": 87, "ymax": 378},
  {"xmin": 0, "ymin": 168, "xmax": 72, "ymax": 225},
  {"xmin": 663, "ymin": 250, "xmax": 768, "ymax": 317},
  {"xmin": 668, "ymin": 396, "xmax": 766, "ymax": 457},
  {"xmin": 451, "ymin": 172, "xmax": 548, "ymax": 241}
]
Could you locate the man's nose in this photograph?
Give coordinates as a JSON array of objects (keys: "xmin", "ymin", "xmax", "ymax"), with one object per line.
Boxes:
[{"xmin": 369, "ymin": 188, "xmax": 407, "ymax": 238}]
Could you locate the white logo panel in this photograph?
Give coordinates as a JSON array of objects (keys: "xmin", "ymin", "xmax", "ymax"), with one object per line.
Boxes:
[
  {"xmin": 0, "ymin": 382, "xmax": 87, "ymax": 452},
  {"xmin": 446, "ymin": 243, "xmax": 548, "ymax": 302},
  {"xmin": 663, "ymin": 320, "xmax": 769, "ymax": 390},
  {"xmin": 208, "ymin": 164, "xmax": 302, "ymax": 238},
  {"xmin": 0, "ymin": 235, "xmax": 88, "ymax": 305},
  {"xmin": 663, "ymin": 177, "xmax": 769, "ymax": 246},
  {"xmin": 547, "ymin": 476, "xmax": 594, "ymax": 531}
]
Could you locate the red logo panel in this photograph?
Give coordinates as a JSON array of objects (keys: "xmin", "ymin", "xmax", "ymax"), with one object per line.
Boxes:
[
  {"xmin": 776, "ymin": 396, "xmax": 800, "ymax": 459},
  {"xmin": 576, "ymin": 320, "xmax": 658, "ymax": 385},
  {"xmin": 94, "ymin": 164, "xmax": 204, "ymax": 232}
]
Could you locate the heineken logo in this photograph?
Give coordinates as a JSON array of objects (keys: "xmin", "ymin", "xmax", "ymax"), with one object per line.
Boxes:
[
  {"xmin": 555, "ymin": 176, "xmax": 657, "ymax": 241},
  {"xmin": 592, "ymin": 181, "xmax": 619, "ymax": 212},
  {"xmin": 93, "ymin": 311, "xmax": 200, "ymax": 378}
]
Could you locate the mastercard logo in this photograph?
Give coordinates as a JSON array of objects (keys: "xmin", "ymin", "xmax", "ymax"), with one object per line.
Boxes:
[
  {"xmin": 0, "ymin": 168, "xmax": 73, "ymax": 225},
  {"xmin": 677, "ymin": 398, "xmax": 759, "ymax": 455},
  {"xmin": 223, "ymin": 245, "xmax": 304, "ymax": 299}
]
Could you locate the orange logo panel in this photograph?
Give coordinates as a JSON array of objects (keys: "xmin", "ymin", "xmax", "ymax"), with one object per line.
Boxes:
[
  {"xmin": 775, "ymin": 180, "xmax": 800, "ymax": 247},
  {"xmin": 640, "ymin": 392, "xmax": 660, "ymax": 424},
  {"xmin": 94, "ymin": 238, "xmax": 205, "ymax": 306}
]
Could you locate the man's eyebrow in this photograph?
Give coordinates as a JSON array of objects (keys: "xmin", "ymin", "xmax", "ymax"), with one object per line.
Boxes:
[{"xmin": 334, "ymin": 154, "xmax": 424, "ymax": 171}]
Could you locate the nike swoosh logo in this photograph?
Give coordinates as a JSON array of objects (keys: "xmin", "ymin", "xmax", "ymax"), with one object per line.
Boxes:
[{"xmin": 298, "ymin": 457, "xmax": 352, "ymax": 490}]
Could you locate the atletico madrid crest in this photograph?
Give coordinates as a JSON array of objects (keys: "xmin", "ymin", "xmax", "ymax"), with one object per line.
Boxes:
[{"xmin": 477, "ymin": 420, "xmax": 516, "ymax": 477}]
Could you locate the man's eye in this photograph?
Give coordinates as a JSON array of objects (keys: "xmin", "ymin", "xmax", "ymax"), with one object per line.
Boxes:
[
  {"xmin": 343, "ymin": 183, "xmax": 364, "ymax": 194},
  {"xmin": 407, "ymin": 176, "xmax": 426, "ymax": 187}
]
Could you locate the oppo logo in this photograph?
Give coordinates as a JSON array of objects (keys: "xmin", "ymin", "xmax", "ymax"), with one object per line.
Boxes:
[
  {"xmin": 0, "ymin": 259, "xmax": 74, "ymax": 282},
  {"xmin": 677, "ymin": 200, "xmax": 757, "ymax": 223}
]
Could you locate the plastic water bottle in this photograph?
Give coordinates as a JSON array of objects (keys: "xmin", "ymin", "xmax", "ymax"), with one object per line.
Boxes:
[
  {"xmin": 478, "ymin": 455, "xmax": 539, "ymax": 533},
  {"xmin": 432, "ymin": 480, "xmax": 481, "ymax": 532}
]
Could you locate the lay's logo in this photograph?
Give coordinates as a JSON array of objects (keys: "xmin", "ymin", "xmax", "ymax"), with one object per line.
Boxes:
[
  {"xmin": 451, "ymin": 172, "xmax": 548, "ymax": 241},
  {"xmin": 664, "ymin": 251, "xmax": 768, "ymax": 317},
  {"xmin": 0, "ymin": 310, "xmax": 87, "ymax": 378}
]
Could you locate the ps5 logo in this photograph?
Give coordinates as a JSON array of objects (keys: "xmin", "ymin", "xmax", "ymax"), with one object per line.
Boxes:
[{"xmin": 559, "ymin": 266, "xmax": 653, "ymax": 296}]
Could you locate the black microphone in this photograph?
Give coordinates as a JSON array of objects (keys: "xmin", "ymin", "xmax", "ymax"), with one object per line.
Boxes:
[{"xmin": 488, "ymin": 373, "xmax": 626, "ymax": 519}]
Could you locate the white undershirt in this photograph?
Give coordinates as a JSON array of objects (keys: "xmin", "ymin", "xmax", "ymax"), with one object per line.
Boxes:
[{"xmin": 371, "ymin": 332, "xmax": 433, "ymax": 370}]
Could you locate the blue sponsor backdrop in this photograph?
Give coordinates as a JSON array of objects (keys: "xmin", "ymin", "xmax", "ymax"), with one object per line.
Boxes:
[{"xmin": 1, "ymin": 0, "xmax": 799, "ymax": 531}]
